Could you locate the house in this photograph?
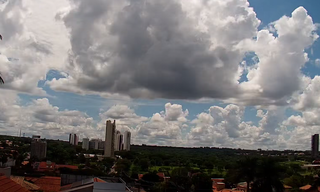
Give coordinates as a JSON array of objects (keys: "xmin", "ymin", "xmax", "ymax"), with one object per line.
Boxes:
[{"xmin": 212, "ymin": 178, "xmax": 225, "ymax": 190}]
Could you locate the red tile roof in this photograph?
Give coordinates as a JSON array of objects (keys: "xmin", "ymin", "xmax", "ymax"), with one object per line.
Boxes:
[
  {"xmin": 284, "ymin": 184, "xmax": 292, "ymax": 189},
  {"xmin": 213, "ymin": 190, "xmax": 244, "ymax": 192},
  {"xmin": 93, "ymin": 178, "xmax": 106, "ymax": 183},
  {"xmin": 300, "ymin": 184, "xmax": 312, "ymax": 190},
  {"xmin": 157, "ymin": 173, "xmax": 165, "ymax": 179},
  {"xmin": 10, "ymin": 176, "xmax": 40, "ymax": 191},
  {"xmin": 0, "ymin": 176, "xmax": 29, "ymax": 192},
  {"xmin": 56, "ymin": 164, "xmax": 78, "ymax": 170},
  {"xmin": 25, "ymin": 176, "xmax": 61, "ymax": 192},
  {"xmin": 37, "ymin": 162, "xmax": 56, "ymax": 172}
]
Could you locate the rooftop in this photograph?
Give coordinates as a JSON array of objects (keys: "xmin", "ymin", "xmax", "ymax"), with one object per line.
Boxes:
[
  {"xmin": 10, "ymin": 176, "xmax": 40, "ymax": 191},
  {"xmin": 25, "ymin": 176, "xmax": 61, "ymax": 192},
  {"xmin": 56, "ymin": 164, "xmax": 79, "ymax": 170},
  {"xmin": 0, "ymin": 176, "xmax": 29, "ymax": 192},
  {"xmin": 60, "ymin": 177, "xmax": 126, "ymax": 192}
]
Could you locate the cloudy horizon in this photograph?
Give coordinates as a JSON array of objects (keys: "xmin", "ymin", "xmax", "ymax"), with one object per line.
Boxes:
[{"xmin": 0, "ymin": 0, "xmax": 320, "ymax": 150}]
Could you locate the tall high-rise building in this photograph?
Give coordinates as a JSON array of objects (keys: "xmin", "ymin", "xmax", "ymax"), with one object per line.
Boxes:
[
  {"xmin": 104, "ymin": 120, "xmax": 116, "ymax": 157},
  {"xmin": 114, "ymin": 131, "xmax": 121, "ymax": 151},
  {"xmin": 69, "ymin": 133, "xmax": 78, "ymax": 146},
  {"xmin": 312, "ymin": 134, "xmax": 319, "ymax": 158},
  {"xmin": 31, "ymin": 135, "xmax": 47, "ymax": 160},
  {"xmin": 82, "ymin": 138, "xmax": 89, "ymax": 150},
  {"xmin": 116, "ymin": 134, "xmax": 123, "ymax": 151},
  {"xmin": 124, "ymin": 131, "xmax": 131, "ymax": 151}
]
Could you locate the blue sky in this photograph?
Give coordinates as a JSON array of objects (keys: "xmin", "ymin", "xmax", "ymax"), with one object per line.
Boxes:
[{"xmin": 1, "ymin": 0, "xmax": 320, "ymax": 149}]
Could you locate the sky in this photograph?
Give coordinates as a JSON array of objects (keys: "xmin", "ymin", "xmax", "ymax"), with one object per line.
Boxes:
[{"xmin": 0, "ymin": 0, "xmax": 320, "ymax": 150}]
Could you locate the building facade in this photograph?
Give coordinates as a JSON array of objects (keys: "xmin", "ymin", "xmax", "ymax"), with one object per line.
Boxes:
[
  {"xmin": 82, "ymin": 138, "xmax": 89, "ymax": 150},
  {"xmin": 312, "ymin": 134, "xmax": 319, "ymax": 158},
  {"xmin": 124, "ymin": 131, "xmax": 131, "ymax": 151},
  {"xmin": 69, "ymin": 134, "xmax": 78, "ymax": 146},
  {"xmin": 98, "ymin": 141, "xmax": 105, "ymax": 150},
  {"xmin": 89, "ymin": 139, "xmax": 100, "ymax": 150},
  {"xmin": 114, "ymin": 131, "xmax": 121, "ymax": 151},
  {"xmin": 31, "ymin": 136, "xmax": 47, "ymax": 160},
  {"xmin": 119, "ymin": 134, "xmax": 124, "ymax": 151},
  {"xmin": 104, "ymin": 120, "xmax": 116, "ymax": 157}
]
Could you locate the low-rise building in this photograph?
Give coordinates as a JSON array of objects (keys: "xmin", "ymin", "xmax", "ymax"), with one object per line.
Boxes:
[{"xmin": 60, "ymin": 177, "xmax": 130, "ymax": 192}]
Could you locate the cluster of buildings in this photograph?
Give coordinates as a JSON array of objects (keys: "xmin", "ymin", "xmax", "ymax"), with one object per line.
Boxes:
[
  {"xmin": 69, "ymin": 133, "xmax": 79, "ymax": 146},
  {"xmin": 30, "ymin": 120, "xmax": 131, "ymax": 161},
  {"xmin": 72, "ymin": 120, "xmax": 131, "ymax": 158}
]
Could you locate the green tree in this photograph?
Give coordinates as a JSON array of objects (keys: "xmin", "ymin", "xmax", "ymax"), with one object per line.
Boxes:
[
  {"xmin": 139, "ymin": 158, "xmax": 150, "ymax": 171},
  {"xmin": 151, "ymin": 182, "xmax": 166, "ymax": 192},
  {"xmin": 191, "ymin": 173, "xmax": 212, "ymax": 192},
  {"xmin": 115, "ymin": 159, "xmax": 131, "ymax": 173},
  {"xmin": 0, "ymin": 153, "xmax": 8, "ymax": 166},
  {"xmin": 283, "ymin": 174, "xmax": 304, "ymax": 189},
  {"xmin": 92, "ymin": 154, "xmax": 98, "ymax": 162},
  {"xmin": 251, "ymin": 158, "xmax": 284, "ymax": 192},
  {"xmin": 170, "ymin": 168, "xmax": 192, "ymax": 192},
  {"xmin": 131, "ymin": 165, "xmax": 141, "ymax": 178},
  {"xmin": 15, "ymin": 153, "xmax": 27, "ymax": 167},
  {"xmin": 78, "ymin": 153, "xmax": 86, "ymax": 164},
  {"xmin": 99, "ymin": 157, "xmax": 114, "ymax": 172},
  {"xmin": 235, "ymin": 157, "xmax": 258, "ymax": 192}
]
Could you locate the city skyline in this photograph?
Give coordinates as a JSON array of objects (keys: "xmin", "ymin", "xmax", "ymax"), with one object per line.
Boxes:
[
  {"xmin": 0, "ymin": 0, "xmax": 320, "ymax": 150},
  {"xmin": 79, "ymin": 121, "xmax": 131, "ymax": 154}
]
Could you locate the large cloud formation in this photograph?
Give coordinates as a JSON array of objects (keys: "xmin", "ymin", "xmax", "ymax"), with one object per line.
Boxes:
[{"xmin": 48, "ymin": 0, "xmax": 318, "ymax": 105}]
